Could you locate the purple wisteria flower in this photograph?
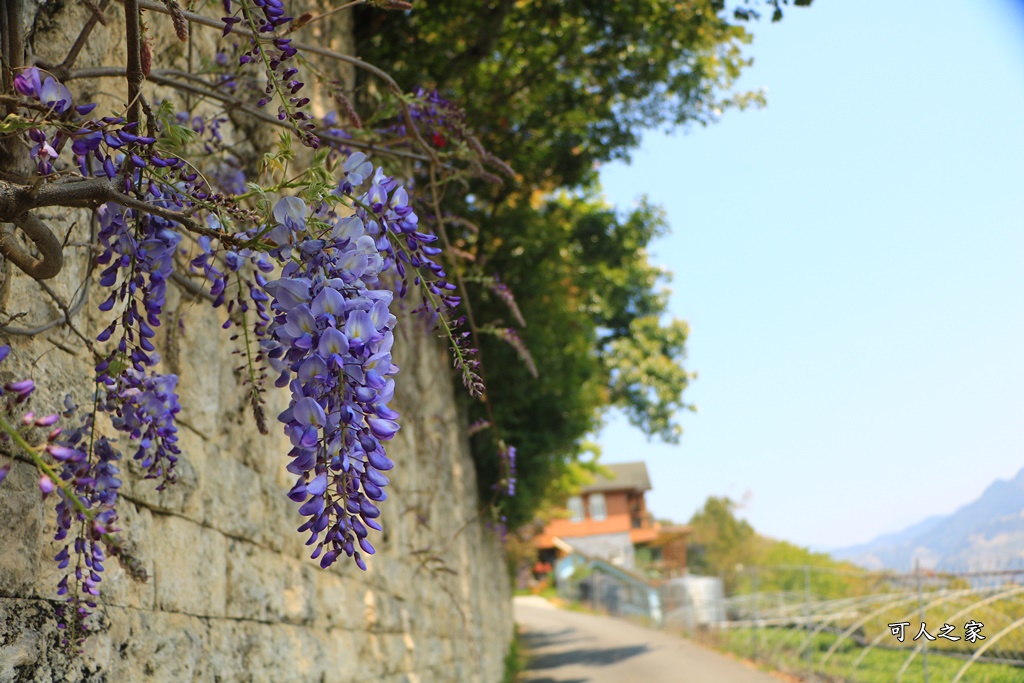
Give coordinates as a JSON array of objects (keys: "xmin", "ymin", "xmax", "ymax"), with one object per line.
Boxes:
[
  {"xmin": 50, "ymin": 412, "xmax": 132, "ymax": 650},
  {"xmin": 0, "ymin": 347, "xmax": 120, "ymax": 647},
  {"xmin": 257, "ymin": 154, "xmax": 469, "ymax": 569},
  {"xmin": 39, "ymin": 76, "xmax": 73, "ymax": 114},
  {"xmin": 222, "ymin": 0, "xmax": 316, "ymax": 146},
  {"xmin": 499, "ymin": 444, "xmax": 516, "ymax": 497},
  {"xmin": 0, "ymin": 21, "xmax": 509, "ymax": 655},
  {"xmin": 94, "ymin": 204, "xmax": 183, "ymax": 487},
  {"xmin": 12, "ymin": 67, "xmax": 42, "ymax": 99},
  {"xmin": 12, "ymin": 67, "xmax": 73, "ymax": 112},
  {"xmin": 262, "ymin": 189, "xmax": 402, "ymax": 570},
  {"xmin": 10, "ymin": 68, "xmax": 162, "ymax": 177}
]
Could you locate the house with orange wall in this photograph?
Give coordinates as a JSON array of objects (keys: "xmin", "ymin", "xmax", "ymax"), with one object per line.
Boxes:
[{"xmin": 535, "ymin": 461, "xmax": 661, "ymax": 569}]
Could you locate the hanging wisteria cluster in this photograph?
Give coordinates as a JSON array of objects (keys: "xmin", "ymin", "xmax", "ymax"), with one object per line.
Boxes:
[{"xmin": 0, "ymin": 0, "xmax": 521, "ymax": 652}]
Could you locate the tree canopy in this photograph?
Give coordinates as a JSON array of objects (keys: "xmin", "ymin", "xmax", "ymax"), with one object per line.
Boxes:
[
  {"xmin": 357, "ymin": 0, "xmax": 759, "ymax": 193},
  {"xmin": 687, "ymin": 496, "xmax": 878, "ymax": 597},
  {"xmin": 355, "ymin": 0, "xmax": 811, "ymax": 526},
  {"xmin": 467, "ymin": 193, "xmax": 693, "ymax": 525}
]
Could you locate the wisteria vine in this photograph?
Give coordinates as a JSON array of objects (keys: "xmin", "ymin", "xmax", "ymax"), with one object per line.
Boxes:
[{"xmin": 0, "ymin": 0, "xmax": 524, "ymax": 653}]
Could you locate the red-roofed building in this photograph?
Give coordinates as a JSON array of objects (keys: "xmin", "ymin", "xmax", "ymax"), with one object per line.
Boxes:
[{"xmin": 535, "ymin": 462, "xmax": 661, "ymax": 569}]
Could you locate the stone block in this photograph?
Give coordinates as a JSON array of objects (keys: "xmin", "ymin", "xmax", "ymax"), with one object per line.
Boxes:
[
  {"xmin": 96, "ymin": 500, "xmax": 157, "ymax": 610},
  {"xmin": 152, "ymin": 514, "xmax": 226, "ymax": 617},
  {"xmin": 313, "ymin": 571, "xmax": 365, "ymax": 631},
  {"xmin": 194, "ymin": 447, "xmax": 265, "ymax": 541},
  {"xmin": 225, "ymin": 540, "xmax": 316, "ymax": 624},
  {"xmin": 101, "ymin": 609, "xmax": 211, "ymax": 682},
  {"xmin": 0, "ymin": 461, "xmax": 45, "ymax": 598}
]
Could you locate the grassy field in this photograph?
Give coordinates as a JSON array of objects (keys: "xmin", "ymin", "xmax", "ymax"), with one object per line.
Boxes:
[{"xmin": 711, "ymin": 627, "xmax": 1024, "ymax": 683}]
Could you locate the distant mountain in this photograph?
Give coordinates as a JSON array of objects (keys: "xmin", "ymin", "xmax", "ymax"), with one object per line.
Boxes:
[{"xmin": 832, "ymin": 468, "xmax": 1024, "ymax": 571}]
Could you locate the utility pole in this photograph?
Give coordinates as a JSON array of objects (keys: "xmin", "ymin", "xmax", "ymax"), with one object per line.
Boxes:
[
  {"xmin": 916, "ymin": 560, "xmax": 929, "ymax": 683},
  {"xmin": 752, "ymin": 567, "xmax": 759, "ymax": 660},
  {"xmin": 804, "ymin": 565, "xmax": 813, "ymax": 682}
]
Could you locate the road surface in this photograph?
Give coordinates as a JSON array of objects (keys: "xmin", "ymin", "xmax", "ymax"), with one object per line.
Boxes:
[{"xmin": 514, "ymin": 596, "xmax": 781, "ymax": 683}]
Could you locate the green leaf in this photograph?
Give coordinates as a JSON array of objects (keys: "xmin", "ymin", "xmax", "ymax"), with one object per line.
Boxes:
[{"xmin": 0, "ymin": 113, "xmax": 34, "ymax": 135}]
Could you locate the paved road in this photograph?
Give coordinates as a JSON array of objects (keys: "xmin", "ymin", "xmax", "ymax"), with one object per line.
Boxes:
[{"xmin": 514, "ymin": 596, "xmax": 780, "ymax": 683}]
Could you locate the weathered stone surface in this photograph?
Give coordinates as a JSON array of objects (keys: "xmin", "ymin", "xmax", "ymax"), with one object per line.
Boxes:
[
  {"xmin": 0, "ymin": 462, "xmax": 45, "ymax": 599},
  {"xmin": 152, "ymin": 515, "xmax": 228, "ymax": 618},
  {"xmin": 0, "ymin": 4, "xmax": 511, "ymax": 683}
]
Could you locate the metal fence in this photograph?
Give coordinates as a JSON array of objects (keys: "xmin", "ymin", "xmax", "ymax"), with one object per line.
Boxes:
[
  {"xmin": 554, "ymin": 552, "xmax": 663, "ymax": 625},
  {"xmin": 665, "ymin": 564, "xmax": 1024, "ymax": 683},
  {"xmin": 554, "ymin": 557, "xmax": 1024, "ymax": 682}
]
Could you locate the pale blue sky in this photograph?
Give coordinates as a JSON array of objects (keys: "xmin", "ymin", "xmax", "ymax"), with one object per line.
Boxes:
[{"xmin": 596, "ymin": 0, "xmax": 1024, "ymax": 550}]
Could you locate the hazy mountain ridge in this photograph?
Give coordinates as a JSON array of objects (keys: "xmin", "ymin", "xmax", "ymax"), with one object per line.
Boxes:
[{"xmin": 833, "ymin": 468, "xmax": 1024, "ymax": 571}]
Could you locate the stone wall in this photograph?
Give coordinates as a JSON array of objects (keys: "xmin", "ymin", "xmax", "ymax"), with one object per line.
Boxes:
[
  {"xmin": 0, "ymin": 2, "xmax": 512, "ymax": 682},
  {"xmin": 0, "ymin": 309, "xmax": 513, "ymax": 683}
]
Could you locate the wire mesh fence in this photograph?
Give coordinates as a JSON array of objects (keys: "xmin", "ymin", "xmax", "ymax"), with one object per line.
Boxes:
[
  {"xmin": 662, "ymin": 564, "xmax": 1024, "ymax": 683},
  {"xmin": 554, "ymin": 553, "xmax": 663, "ymax": 625},
  {"xmin": 551, "ymin": 552, "xmax": 1024, "ymax": 682}
]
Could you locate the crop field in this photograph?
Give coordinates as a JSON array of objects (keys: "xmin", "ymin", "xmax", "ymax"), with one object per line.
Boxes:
[{"xmin": 663, "ymin": 569, "xmax": 1024, "ymax": 683}]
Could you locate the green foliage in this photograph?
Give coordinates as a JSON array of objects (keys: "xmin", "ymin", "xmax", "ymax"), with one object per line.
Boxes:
[
  {"xmin": 502, "ymin": 628, "xmax": 527, "ymax": 683},
  {"xmin": 688, "ymin": 496, "xmax": 871, "ymax": 597},
  {"xmin": 605, "ymin": 315, "xmax": 691, "ymax": 442},
  {"xmin": 719, "ymin": 627, "xmax": 1024, "ymax": 683},
  {"xmin": 531, "ymin": 453, "xmax": 608, "ymax": 524},
  {"xmin": 0, "ymin": 113, "xmax": 38, "ymax": 135},
  {"xmin": 357, "ymin": 0, "xmax": 763, "ymax": 193},
  {"xmin": 470, "ymin": 193, "xmax": 691, "ymax": 526},
  {"xmin": 741, "ymin": 540, "xmax": 878, "ymax": 598},
  {"xmin": 357, "ymin": 1, "xmax": 810, "ymax": 527},
  {"xmin": 687, "ymin": 496, "xmax": 758, "ymax": 585}
]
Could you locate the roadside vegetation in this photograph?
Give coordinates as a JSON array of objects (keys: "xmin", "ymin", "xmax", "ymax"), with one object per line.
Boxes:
[
  {"xmin": 716, "ymin": 627, "xmax": 1024, "ymax": 683},
  {"xmin": 502, "ymin": 628, "xmax": 528, "ymax": 683}
]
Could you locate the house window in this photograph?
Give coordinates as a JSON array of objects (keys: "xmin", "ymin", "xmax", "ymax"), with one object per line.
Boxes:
[
  {"xmin": 567, "ymin": 496, "xmax": 584, "ymax": 523},
  {"xmin": 589, "ymin": 493, "xmax": 607, "ymax": 521}
]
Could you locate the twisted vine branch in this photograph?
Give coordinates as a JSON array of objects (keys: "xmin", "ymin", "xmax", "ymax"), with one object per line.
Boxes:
[
  {"xmin": 0, "ymin": 175, "xmax": 252, "ymax": 281},
  {"xmin": 0, "ymin": 212, "xmax": 63, "ymax": 279}
]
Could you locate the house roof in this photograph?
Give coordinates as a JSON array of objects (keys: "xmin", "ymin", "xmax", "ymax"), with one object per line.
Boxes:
[{"xmin": 580, "ymin": 461, "xmax": 652, "ymax": 494}]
